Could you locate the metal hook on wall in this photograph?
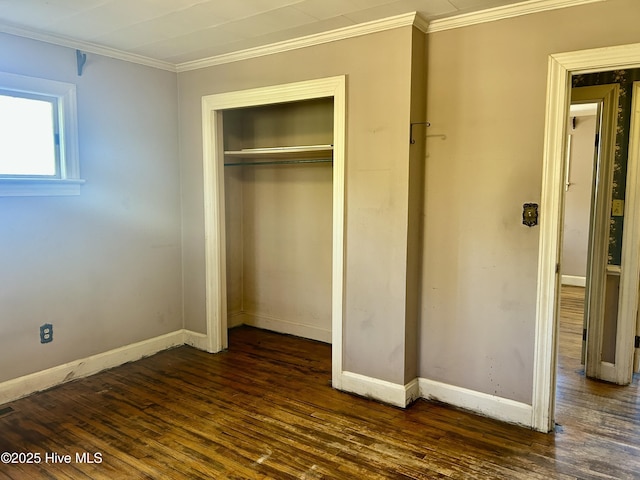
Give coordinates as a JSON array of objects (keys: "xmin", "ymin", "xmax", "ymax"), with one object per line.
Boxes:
[
  {"xmin": 76, "ymin": 50, "xmax": 87, "ymax": 76},
  {"xmin": 409, "ymin": 121, "xmax": 430, "ymax": 144}
]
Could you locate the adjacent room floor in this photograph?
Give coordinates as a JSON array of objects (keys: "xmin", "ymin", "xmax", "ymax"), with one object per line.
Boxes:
[{"xmin": 1, "ymin": 288, "xmax": 639, "ymax": 479}]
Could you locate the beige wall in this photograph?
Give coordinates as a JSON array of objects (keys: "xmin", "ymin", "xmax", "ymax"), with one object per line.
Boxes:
[
  {"xmin": 0, "ymin": 33, "xmax": 182, "ymax": 383},
  {"xmin": 178, "ymin": 27, "xmax": 417, "ymax": 384},
  {"xmin": 239, "ymin": 164, "xmax": 333, "ymax": 339},
  {"xmin": 420, "ymin": 0, "xmax": 640, "ymax": 403},
  {"xmin": 563, "ymin": 114, "xmax": 597, "ymax": 279}
]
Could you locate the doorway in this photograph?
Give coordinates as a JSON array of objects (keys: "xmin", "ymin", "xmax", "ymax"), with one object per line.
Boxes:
[
  {"xmin": 200, "ymin": 76, "xmax": 347, "ymax": 390},
  {"xmin": 560, "ymin": 100, "xmax": 597, "ymax": 386},
  {"xmin": 556, "ymin": 90, "xmax": 623, "ymax": 427},
  {"xmin": 566, "ymin": 84, "xmax": 622, "ymax": 384},
  {"xmin": 533, "ymin": 43, "xmax": 640, "ymax": 433},
  {"xmin": 561, "ymin": 102, "xmax": 598, "ymax": 293}
]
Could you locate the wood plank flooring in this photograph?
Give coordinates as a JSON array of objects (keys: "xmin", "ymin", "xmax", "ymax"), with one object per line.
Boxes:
[
  {"xmin": 1, "ymin": 289, "xmax": 639, "ymax": 479},
  {"xmin": 554, "ymin": 285, "xmax": 640, "ymax": 478}
]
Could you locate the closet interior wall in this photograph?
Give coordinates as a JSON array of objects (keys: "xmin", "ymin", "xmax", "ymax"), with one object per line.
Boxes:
[{"xmin": 223, "ymin": 98, "xmax": 334, "ymax": 343}]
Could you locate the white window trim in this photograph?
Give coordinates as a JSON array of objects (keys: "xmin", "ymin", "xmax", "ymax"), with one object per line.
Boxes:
[{"xmin": 0, "ymin": 71, "xmax": 84, "ymax": 196}]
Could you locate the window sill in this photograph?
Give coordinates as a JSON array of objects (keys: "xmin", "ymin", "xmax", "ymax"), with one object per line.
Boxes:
[{"xmin": 0, "ymin": 178, "xmax": 86, "ymax": 197}]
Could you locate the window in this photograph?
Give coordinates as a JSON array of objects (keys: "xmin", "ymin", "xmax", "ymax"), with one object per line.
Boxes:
[
  {"xmin": 0, "ymin": 92, "xmax": 58, "ymax": 176},
  {"xmin": 0, "ymin": 72, "xmax": 83, "ymax": 196}
]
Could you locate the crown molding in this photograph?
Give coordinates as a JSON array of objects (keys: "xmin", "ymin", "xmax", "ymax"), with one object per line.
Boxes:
[
  {"xmin": 0, "ymin": 23, "xmax": 176, "ymax": 72},
  {"xmin": 412, "ymin": 12, "xmax": 431, "ymax": 34},
  {"xmin": 177, "ymin": 0, "xmax": 605, "ymax": 71},
  {"xmin": 427, "ymin": 0, "xmax": 606, "ymax": 33},
  {"xmin": 177, "ymin": 12, "xmax": 424, "ymax": 72},
  {"xmin": 0, "ymin": 0, "xmax": 606, "ymax": 73}
]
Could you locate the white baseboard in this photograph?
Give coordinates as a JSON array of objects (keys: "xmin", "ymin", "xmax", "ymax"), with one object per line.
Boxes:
[
  {"xmin": 1, "ymin": 327, "xmax": 534, "ymax": 430},
  {"xmin": 418, "ymin": 378, "xmax": 533, "ymax": 428},
  {"xmin": 337, "ymin": 373, "xmax": 532, "ymax": 426},
  {"xmin": 561, "ymin": 275, "xmax": 586, "ymax": 287},
  {"xmin": 339, "ymin": 371, "xmax": 420, "ymax": 408},
  {"xmin": 239, "ymin": 312, "xmax": 331, "ymax": 344},
  {"xmin": 183, "ymin": 329, "xmax": 210, "ymax": 351},
  {"xmin": 0, "ymin": 330, "xmax": 187, "ymax": 405},
  {"xmin": 227, "ymin": 311, "xmax": 244, "ymax": 328}
]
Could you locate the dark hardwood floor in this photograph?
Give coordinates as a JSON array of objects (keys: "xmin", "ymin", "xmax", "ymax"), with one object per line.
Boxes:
[
  {"xmin": 554, "ymin": 285, "xmax": 640, "ymax": 477},
  {"xmin": 1, "ymin": 289, "xmax": 639, "ymax": 479}
]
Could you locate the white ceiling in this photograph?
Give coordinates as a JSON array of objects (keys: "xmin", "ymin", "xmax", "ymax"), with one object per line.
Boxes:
[{"xmin": 0, "ymin": 0, "xmax": 533, "ymax": 65}]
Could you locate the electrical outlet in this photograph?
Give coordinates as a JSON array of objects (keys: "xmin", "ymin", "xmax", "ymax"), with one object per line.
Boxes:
[{"xmin": 40, "ymin": 324, "xmax": 53, "ymax": 344}]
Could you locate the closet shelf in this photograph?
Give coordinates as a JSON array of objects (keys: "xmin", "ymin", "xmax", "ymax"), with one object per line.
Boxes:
[
  {"xmin": 224, "ymin": 144, "xmax": 333, "ymax": 159},
  {"xmin": 224, "ymin": 145, "xmax": 333, "ymax": 167},
  {"xmin": 224, "ymin": 158, "xmax": 332, "ymax": 167}
]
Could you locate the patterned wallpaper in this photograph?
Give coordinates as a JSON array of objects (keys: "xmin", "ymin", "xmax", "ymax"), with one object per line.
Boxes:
[{"xmin": 572, "ymin": 68, "xmax": 640, "ymax": 265}]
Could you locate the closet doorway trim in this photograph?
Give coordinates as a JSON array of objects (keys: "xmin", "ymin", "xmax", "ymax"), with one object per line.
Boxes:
[{"xmin": 201, "ymin": 76, "xmax": 346, "ymax": 389}]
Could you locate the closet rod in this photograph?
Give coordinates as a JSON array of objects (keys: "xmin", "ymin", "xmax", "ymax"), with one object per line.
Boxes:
[{"xmin": 224, "ymin": 158, "xmax": 333, "ymax": 167}]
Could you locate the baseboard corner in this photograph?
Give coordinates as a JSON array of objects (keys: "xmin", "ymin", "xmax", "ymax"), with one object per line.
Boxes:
[
  {"xmin": 338, "ymin": 371, "xmax": 419, "ymax": 408},
  {"xmin": 418, "ymin": 377, "xmax": 533, "ymax": 428}
]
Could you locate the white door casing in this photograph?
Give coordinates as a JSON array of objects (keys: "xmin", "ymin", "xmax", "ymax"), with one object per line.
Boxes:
[
  {"xmin": 200, "ymin": 76, "xmax": 346, "ymax": 389},
  {"xmin": 621, "ymin": 81, "xmax": 640, "ymax": 381},
  {"xmin": 534, "ymin": 43, "xmax": 640, "ymax": 433}
]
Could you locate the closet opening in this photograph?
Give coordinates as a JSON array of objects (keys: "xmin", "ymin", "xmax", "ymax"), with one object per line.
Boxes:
[
  {"xmin": 223, "ymin": 98, "xmax": 334, "ymax": 344},
  {"xmin": 201, "ymin": 76, "xmax": 346, "ymax": 389}
]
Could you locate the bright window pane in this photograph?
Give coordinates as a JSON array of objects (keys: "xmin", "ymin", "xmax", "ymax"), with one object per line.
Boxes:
[{"xmin": 0, "ymin": 94, "xmax": 57, "ymax": 176}]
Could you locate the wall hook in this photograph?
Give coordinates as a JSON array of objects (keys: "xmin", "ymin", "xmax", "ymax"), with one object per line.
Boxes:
[
  {"xmin": 410, "ymin": 121, "xmax": 430, "ymax": 144},
  {"xmin": 76, "ymin": 50, "xmax": 87, "ymax": 76}
]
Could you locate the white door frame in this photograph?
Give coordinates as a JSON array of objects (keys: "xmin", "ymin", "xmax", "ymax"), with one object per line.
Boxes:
[
  {"xmin": 200, "ymin": 76, "xmax": 346, "ymax": 389},
  {"xmin": 624, "ymin": 81, "xmax": 640, "ymax": 378},
  {"xmin": 533, "ymin": 43, "xmax": 640, "ymax": 432},
  {"xmin": 571, "ymin": 85, "xmax": 620, "ymax": 383}
]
